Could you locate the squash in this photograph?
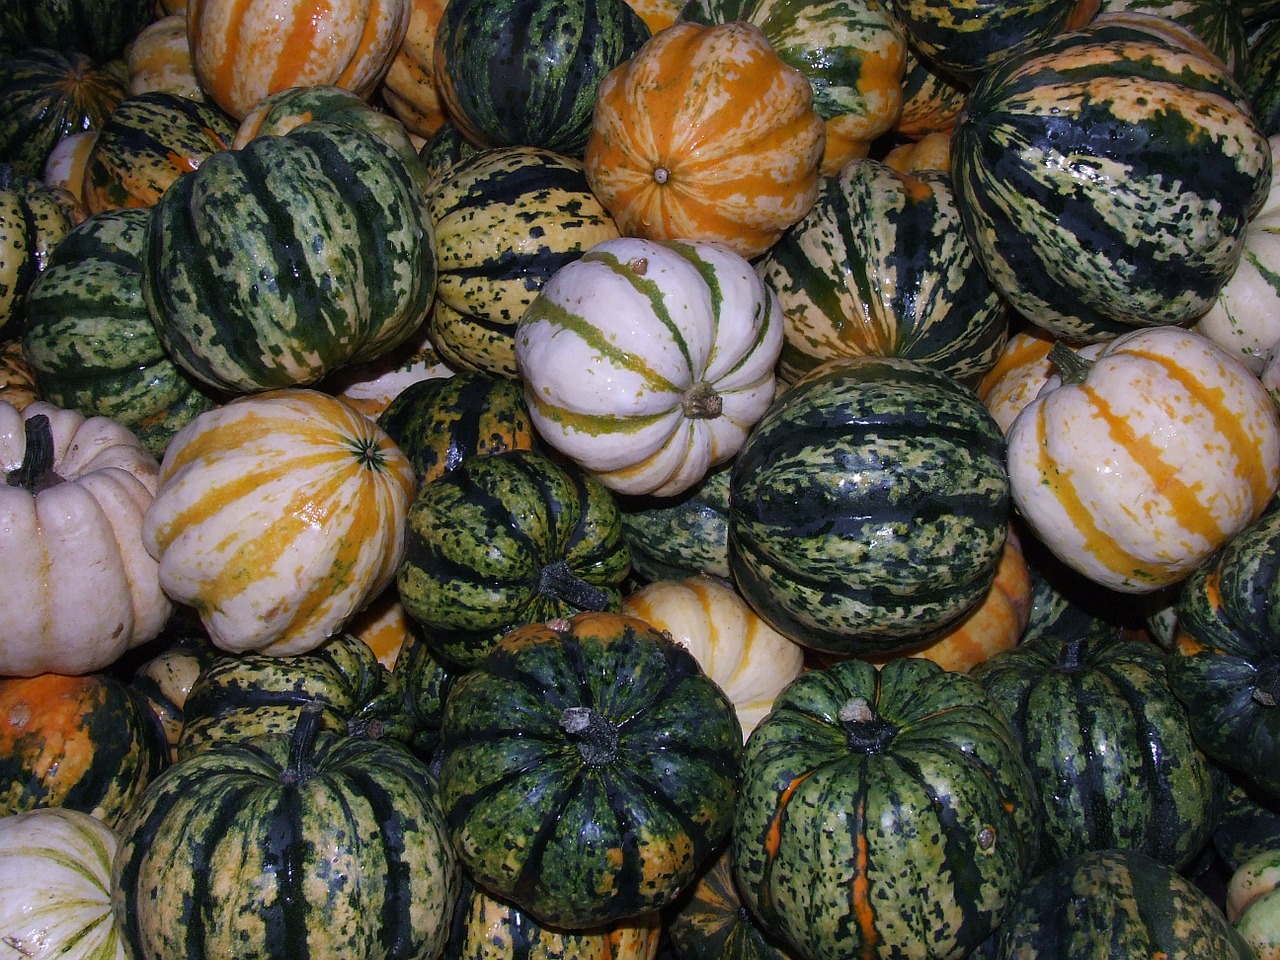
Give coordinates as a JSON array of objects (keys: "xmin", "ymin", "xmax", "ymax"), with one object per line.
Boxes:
[
  {"xmin": 974, "ymin": 326, "xmax": 1064, "ymax": 433},
  {"xmin": 0, "ymin": 0, "xmax": 154, "ymax": 63},
  {"xmin": 391, "ymin": 628, "xmax": 459, "ymax": 771},
  {"xmin": 728, "ymin": 356, "xmax": 1010, "ymax": 657},
  {"xmin": 113, "ymin": 706, "xmax": 460, "ymax": 960},
  {"xmin": 665, "ymin": 847, "xmax": 797, "ymax": 960},
  {"xmin": 619, "ymin": 461, "xmax": 732, "ymax": 583},
  {"xmin": 0, "ymin": 165, "xmax": 85, "ymax": 338},
  {"xmin": 620, "ymin": 574, "xmax": 806, "ymax": 739},
  {"xmin": 1246, "ymin": 19, "xmax": 1280, "ymax": 138},
  {"xmin": 1227, "ymin": 845, "xmax": 1280, "ymax": 959},
  {"xmin": 323, "ymin": 326, "xmax": 455, "ymax": 420},
  {"xmin": 757, "ymin": 157, "xmax": 1008, "ymax": 387},
  {"xmin": 1006, "ymin": 327, "xmax": 1280, "ymax": 593},
  {"xmin": 418, "ymin": 119, "xmax": 482, "ymax": 186},
  {"xmin": 126, "ymin": 13, "xmax": 205, "ymax": 101},
  {"xmin": 0, "ymin": 337, "xmax": 39, "ymax": 409},
  {"xmin": 583, "ymin": 20, "xmax": 826, "ymax": 259},
  {"xmin": 142, "ymin": 388, "xmax": 416, "ymax": 657},
  {"xmin": 890, "ymin": 48, "xmax": 967, "ymax": 141},
  {"xmin": 42, "ymin": 130, "xmax": 98, "ymax": 203},
  {"xmin": 397, "ymin": 449, "xmax": 632, "ymax": 669},
  {"xmin": 0, "ymin": 807, "xmax": 125, "ymax": 960},
  {"xmin": 344, "ymin": 586, "xmax": 416, "ymax": 669},
  {"xmin": 515, "ymin": 237, "xmax": 783, "ymax": 498},
  {"xmin": 186, "ymin": 0, "xmax": 412, "ymax": 120},
  {"xmin": 437, "ymin": 611, "xmax": 742, "ymax": 928},
  {"xmin": 881, "ymin": 130, "xmax": 951, "ymax": 174},
  {"xmin": 732, "ymin": 656, "xmax": 1041, "ymax": 960},
  {"xmin": 129, "ymin": 617, "xmax": 218, "ymax": 762},
  {"xmin": 0, "ymin": 400, "xmax": 171, "ymax": 677},
  {"xmin": 1098, "ymin": 0, "xmax": 1249, "ymax": 77},
  {"xmin": 379, "ymin": 0, "xmax": 450, "ymax": 139}
]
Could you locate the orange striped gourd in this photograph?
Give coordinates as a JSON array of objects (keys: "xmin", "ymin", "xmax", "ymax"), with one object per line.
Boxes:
[{"xmin": 976, "ymin": 326, "xmax": 1064, "ymax": 433}]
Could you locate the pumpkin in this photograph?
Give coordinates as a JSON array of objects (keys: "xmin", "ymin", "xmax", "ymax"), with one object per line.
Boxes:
[
  {"xmin": 42, "ymin": 130, "xmax": 97, "ymax": 202},
  {"xmin": 624, "ymin": 0, "xmax": 680, "ymax": 32},
  {"xmin": 379, "ymin": 0, "xmax": 450, "ymax": 139},
  {"xmin": 665, "ymin": 847, "xmax": 796, "ymax": 960},
  {"xmin": 757, "ymin": 156, "xmax": 1008, "ymax": 387},
  {"xmin": 0, "ymin": 672, "xmax": 168, "ymax": 828},
  {"xmin": 126, "ymin": 13, "xmax": 205, "ymax": 102},
  {"xmin": 437, "ymin": 611, "xmax": 742, "ymax": 928},
  {"xmin": 515, "ymin": 237, "xmax": 783, "ymax": 498},
  {"xmin": 113, "ymin": 707, "xmax": 460, "ymax": 960},
  {"xmin": 732, "ymin": 656, "xmax": 1041, "ymax": 960},
  {"xmin": 0, "ymin": 337, "xmax": 38, "ymax": 409},
  {"xmin": 142, "ymin": 388, "xmax": 416, "ymax": 657},
  {"xmin": 583, "ymin": 20, "xmax": 826, "ymax": 259},
  {"xmin": 0, "ymin": 0, "xmax": 154, "ymax": 63},
  {"xmin": 974, "ymin": 326, "xmax": 1064, "ymax": 433},
  {"xmin": 728, "ymin": 356, "xmax": 1010, "ymax": 657},
  {"xmin": 1227, "ymin": 845, "xmax": 1280, "ymax": 959},
  {"xmin": 344, "ymin": 586, "xmax": 417, "ymax": 669},
  {"xmin": 129, "ymin": 617, "xmax": 218, "ymax": 762},
  {"xmin": 144, "ymin": 120, "xmax": 436, "ymax": 393},
  {"xmin": 425, "ymin": 145, "xmax": 622, "ymax": 379},
  {"xmin": 0, "ymin": 807, "xmax": 125, "ymax": 960},
  {"xmin": 396, "ymin": 449, "xmax": 632, "ymax": 669},
  {"xmin": 0, "ymin": 400, "xmax": 171, "ymax": 677},
  {"xmin": 186, "ymin": 0, "xmax": 412, "ymax": 120},
  {"xmin": 619, "ymin": 461, "xmax": 732, "ymax": 583},
  {"xmin": 881, "ymin": 130, "xmax": 952, "ymax": 174},
  {"xmin": 1006, "ymin": 327, "xmax": 1280, "ymax": 593},
  {"xmin": 952, "ymin": 15, "xmax": 1272, "ymax": 342},
  {"xmin": 23, "ymin": 206, "xmax": 219, "ymax": 457},
  {"xmin": 0, "ymin": 164, "xmax": 85, "ymax": 339},
  {"xmin": 1098, "ymin": 0, "xmax": 1249, "ymax": 77}
]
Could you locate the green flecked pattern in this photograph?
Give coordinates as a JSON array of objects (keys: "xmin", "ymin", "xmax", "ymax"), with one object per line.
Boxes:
[
  {"xmin": 666, "ymin": 847, "xmax": 794, "ymax": 960},
  {"xmin": 971, "ymin": 631, "xmax": 1222, "ymax": 870},
  {"xmin": 437, "ymin": 614, "xmax": 742, "ymax": 929},
  {"xmin": 0, "ymin": 0, "xmax": 153, "ymax": 62},
  {"xmin": 23, "ymin": 207, "xmax": 217, "ymax": 457},
  {"xmin": 1099, "ymin": 0, "xmax": 1249, "ymax": 78},
  {"xmin": 728, "ymin": 355, "xmax": 1009, "ymax": 656},
  {"xmin": 759, "ymin": 157, "xmax": 1007, "ymax": 386},
  {"xmin": 145, "ymin": 120, "xmax": 437, "ymax": 393},
  {"xmin": 952, "ymin": 23, "xmax": 1272, "ymax": 342},
  {"xmin": 0, "ymin": 170, "xmax": 79, "ymax": 337},
  {"xmin": 620, "ymin": 462, "xmax": 733, "ymax": 583},
  {"xmin": 732, "ymin": 657, "xmax": 1041, "ymax": 960},
  {"xmin": 112, "ymin": 726, "xmax": 460, "ymax": 960},
  {"xmin": 397, "ymin": 449, "xmax": 631, "ymax": 669},
  {"xmin": 1246, "ymin": 18, "xmax": 1280, "ymax": 136}
]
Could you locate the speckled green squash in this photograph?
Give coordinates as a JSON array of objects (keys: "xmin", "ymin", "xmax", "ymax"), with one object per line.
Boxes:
[
  {"xmin": 0, "ymin": 0, "xmax": 154, "ymax": 63},
  {"xmin": 728, "ymin": 355, "xmax": 1010, "ymax": 657},
  {"xmin": 145, "ymin": 120, "xmax": 437, "ymax": 394},
  {"xmin": 112, "ymin": 709, "xmax": 460, "ymax": 960},
  {"xmin": 23, "ymin": 207, "xmax": 218, "ymax": 457},
  {"xmin": 1099, "ymin": 0, "xmax": 1250, "ymax": 77},
  {"xmin": 732, "ymin": 656, "xmax": 1041, "ymax": 960},
  {"xmin": 129, "ymin": 617, "xmax": 218, "ymax": 764},
  {"xmin": 425, "ymin": 145, "xmax": 621, "ymax": 378},
  {"xmin": 665, "ymin": 848, "xmax": 797, "ymax": 960},
  {"xmin": 437, "ymin": 611, "xmax": 742, "ymax": 929},
  {"xmin": 1246, "ymin": 19, "xmax": 1280, "ymax": 136},
  {"xmin": 434, "ymin": 0, "xmax": 650, "ymax": 157},
  {"xmin": 418, "ymin": 121, "xmax": 482, "ymax": 187},
  {"xmin": 619, "ymin": 462, "xmax": 732, "ymax": 584},
  {"xmin": 391, "ymin": 630, "xmax": 460, "ymax": 775},
  {"xmin": 0, "ymin": 165, "xmax": 82, "ymax": 338},
  {"xmin": 758, "ymin": 156, "xmax": 1008, "ymax": 386},
  {"xmin": 397, "ymin": 449, "xmax": 631, "ymax": 669},
  {"xmin": 971, "ymin": 631, "xmax": 1222, "ymax": 870},
  {"xmin": 952, "ymin": 19, "xmax": 1272, "ymax": 342}
]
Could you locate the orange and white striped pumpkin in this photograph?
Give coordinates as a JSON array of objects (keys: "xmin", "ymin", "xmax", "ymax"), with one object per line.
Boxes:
[
  {"xmin": 976, "ymin": 326, "xmax": 1065, "ymax": 433},
  {"xmin": 378, "ymin": 0, "xmax": 450, "ymax": 139},
  {"xmin": 621, "ymin": 575, "xmax": 805, "ymax": 740},
  {"xmin": 186, "ymin": 0, "xmax": 411, "ymax": 120},
  {"xmin": 142, "ymin": 388, "xmax": 415, "ymax": 656},
  {"xmin": 584, "ymin": 20, "xmax": 826, "ymax": 260},
  {"xmin": 1007, "ymin": 326, "xmax": 1280, "ymax": 593},
  {"xmin": 515, "ymin": 236, "xmax": 783, "ymax": 498}
]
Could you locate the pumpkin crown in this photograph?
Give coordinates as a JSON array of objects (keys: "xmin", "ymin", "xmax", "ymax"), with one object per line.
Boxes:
[
  {"xmin": 560, "ymin": 706, "xmax": 619, "ymax": 766},
  {"xmin": 839, "ymin": 697, "xmax": 899, "ymax": 754}
]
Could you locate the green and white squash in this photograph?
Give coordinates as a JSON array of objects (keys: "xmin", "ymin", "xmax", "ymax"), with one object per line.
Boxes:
[
  {"xmin": 0, "ymin": 165, "xmax": 84, "ymax": 338},
  {"xmin": 619, "ymin": 461, "xmax": 732, "ymax": 583},
  {"xmin": 1098, "ymin": 0, "xmax": 1250, "ymax": 78}
]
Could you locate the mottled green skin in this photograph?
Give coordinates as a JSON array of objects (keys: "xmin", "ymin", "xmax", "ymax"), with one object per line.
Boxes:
[
  {"xmin": 986, "ymin": 849, "xmax": 1253, "ymax": 959},
  {"xmin": 952, "ymin": 23, "xmax": 1272, "ymax": 342},
  {"xmin": 666, "ymin": 848, "xmax": 796, "ymax": 960},
  {"xmin": 732, "ymin": 657, "xmax": 1041, "ymax": 960},
  {"xmin": 391, "ymin": 631, "xmax": 459, "ymax": 774},
  {"xmin": 145, "ymin": 120, "xmax": 436, "ymax": 394},
  {"xmin": 728, "ymin": 355, "xmax": 1009, "ymax": 656},
  {"xmin": 0, "ymin": 0, "xmax": 153, "ymax": 62},
  {"xmin": 620, "ymin": 462, "xmax": 732, "ymax": 584},
  {"xmin": 418, "ymin": 121, "xmax": 482, "ymax": 188},
  {"xmin": 1099, "ymin": 0, "xmax": 1249, "ymax": 79},
  {"xmin": 971, "ymin": 632, "xmax": 1222, "ymax": 870},
  {"xmin": 397, "ymin": 449, "xmax": 632, "ymax": 669},
  {"xmin": 437, "ymin": 613, "xmax": 742, "ymax": 929},
  {"xmin": 1246, "ymin": 19, "xmax": 1280, "ymax": 136},
  {"xmin": 1168, "ymin": 498, "xmax": 1280, "ymax": 798},
  {"xmin": 435, "ymin": 0, "xmax": 650, "ymax": 157},
  {"xmin": 759, "ymin": 157, "xmax": 1008, "ymax": 386},
  {"xmin": 176, "ymin": 633, "xmax": 414, "ymax": 761},
  {"xmin": 24, "ymin": 208, "xmax": 217, "ymax": 457},
  {"xmin": 0, "ymin": 167, "xmax": 80, "ymax": 337},
  {"xmin": 112, "ymin": 718, "xmax": 460, "ymax": 960},
  {"xmin": 0, "ymin": 48, "xmax": 126, "ymax": 178}
]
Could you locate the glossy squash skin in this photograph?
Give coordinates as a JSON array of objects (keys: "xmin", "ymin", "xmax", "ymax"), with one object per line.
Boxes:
[
  {"xmin": 0, "ymin": 165, "xmax": 85, "ymax": 338},
  {"xmin": 665, "ymin": 848, "xmax": 797, "ymax": 960},
  {"xmin": 437, "ymin": 612, "xmax": 742, "ymax": 929},
  {"xmin": 0, "ymin": 0, "xmax": 154, "ymax": 63},
  {"xmin": 975, "ymin": 326, "xmax": 1062, "ymax": 433},
  {"xmin": 126, "ymin": 13, "xmax": 205, "ymax": 102},
  {"xmin": 1098, "ymin": 0, "xmax": 1249, "ymax": 77},
  {"xmin": 619, "ymin": 462, "xmax": 732, "ymax": 583}
]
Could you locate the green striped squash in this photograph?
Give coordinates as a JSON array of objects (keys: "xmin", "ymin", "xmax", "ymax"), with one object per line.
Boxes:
[
  {"xmin": 984, "ymin": 848, "xmax": 1253, "ymax": 959},
  {"xmin": 892, "ymin": 47, "xmax": 968, "ymax": 139},
  {"xmin": 971, "ymin": 630, "xmax": 1222, "ymax": 870},
  {"xmin": 397, "ymin": 448, "xmax": 632, "ymax": 669},
  {"xmin": 23, "ymin": 207, "xmax": 217, "ymax": 457},
  {"xmin": 758, "ymin": 156, "xmax": 1008, "ymax": 386},
  {"xmin": 113, "ymin": 709, "xmax": 460, "ymax": 960},
  {"xmin": 619, "ymin": 461, "xmax": 732, "ymax": 584},
  {"xmin": 732, "ymin": 656, "xmax": 1041, "ymax": 960},
  {"xmin": 391, "ymin": 630, "xmax": 460, "ymax": 775},
  {"xmin": 1246, "ymin": 19, "xmax": 1280, "ymax": 136},
  {"xmin": 425, "ymin": 145, "xmax": 621, "ymax": 378},
  {"xmin": 728, "ymin": 355, "xmax": 1010, "ymax": 657},
  {"xmin": 145, "ymin": 120, "xmax": 436, "ymax": 394},
  {"xmin": 665, "ymin": 848, "xmax": 797, "ymax": 960},
  {"xmin": 1099, "ymin": 0, "xmax": 1250, "ymax": 77},
  {"xmin": 434, "ymin": 0, "xmax": 650, "ymax": 157},
  {"xmin": 0, "ymin": 48, "xmax": 126, "ymax": 179},
  {"xmin": 418, "ymin": 120, "xmax": 482, "ymax": 187},
  {"xmin": 437, "ymin": 611, "xmax": 742, "ymax": 929},
  {"xmin": 0, "ymin": 165, "xmax": 83, "ymax": 338},
  {"xmin": 128, "ymin": 616, "xmax": 218, "ymax": 764},
  {"xmin": 952, "ymin": 17, "xmax": 1272, "ymax": 342},
  {"xmin": 0, "ymin": 0, "xmax": 153, "ymax": 63}
]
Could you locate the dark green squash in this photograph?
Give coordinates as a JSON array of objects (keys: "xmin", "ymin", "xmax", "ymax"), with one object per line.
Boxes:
[
  {"xmin": 665, "ymin": 847, "xmax": 796, "ymax": 960},
  {"xmin": 731, "ymin": 656, "xmax": 1041, "ymax": 960},
  {"xmin": 1098, "ymin": 0, "xmax": 1250, "ymax": 79},
  {"xmin": 418, "ymin": 120, "xmax": 482, "ymax": 187},
  {"xmin": 1245, "ymin": 17, "xmax": 1280, "ymax": 136},
  {"xmin": 619, "ymin": 462, "xmax": 732, "ymax": 584},
  {"xmin": 390, "ymin": 630, "xmax": 460, "ymax": 776},
  {"xmin": 0, "ymin": 163, "xmax": 83, "ymax": 338},
  {"xmin": 0, "ymin": 0, "xmax": 154, "ymax": 63},
  {"xmin": 437, "ymin": 611, "xmax": 742, "ymax": 929},
  {"xmin": 397, "ymin": 448, "xmax": 632, "ymax": 669}
]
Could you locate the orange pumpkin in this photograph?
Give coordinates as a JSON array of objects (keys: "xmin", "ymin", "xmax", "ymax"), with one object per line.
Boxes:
[
  {"xmin": 584, "ymin": 20, "xmax": 826, "ymax": 260},
  {"xmin": 379, "ymin": 0, "xmax": 450, "ymax": 139},
  {"xmin": 622, "ymin": 0, "xmax": 681, "ymax": 33},
  {"xmin": 882, "ymin": 130, "xmax": 952, "ymax": 174}
]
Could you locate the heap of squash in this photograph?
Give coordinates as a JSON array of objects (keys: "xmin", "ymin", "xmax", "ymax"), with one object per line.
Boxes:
[{"xmin": 4, "ymin": 0, "xmax": 1280, "ymax": 957}]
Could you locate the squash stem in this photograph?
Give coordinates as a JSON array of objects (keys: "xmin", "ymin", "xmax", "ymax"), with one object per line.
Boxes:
[
  {"xmin": 281, "ymin": 703, "xmax": 325, "ymax": 786},
  {"xmin": 538, "ymin": 559, "xmax": 612, "ymax": 611},
  {"xmin": 1253, "ymin": 657, "xmax": 1280, "ymax": 707},
  {"xmin": 6, "ymin": 414, "xmax": 63, "ymax": 493},
  {"xmin": 1047, "ymin": 343, "xmax": 1091, "ymax": 385},
  {"xmin": 560, "ymin": 706, "xmax": 619, "ymax": 766},
  {"xmin": 839, "ymin": 697, "xmax": 898, "ymax": 754},
  {"xmin": 682, "ymin": 381, "xmax": 723, "ymax": 420}
]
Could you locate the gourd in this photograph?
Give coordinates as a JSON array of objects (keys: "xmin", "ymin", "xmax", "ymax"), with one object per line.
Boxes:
[
  {"xmin": 975, "ymin": 326, "xmax": 1063, "ymax": 433},
  {"xmin": 126, "ymin": 13, "xmax": 205, "ymax": 101},
  {"xmin": 1098, "ymin": 0, "xmax": 1249, "ymax": 77},
  {"xmin": 619, "ymin": 462, "xmax": 732, "ymax": 583},
  {"xmin": 664, "ymin": 848, "xmax": 796, "ymax": 960},
  {"xmin": 379, "ymin": 0, "xmax": 450, "ymax": 139},
  {"xmin": 1227, "ymin": 845, "xmax": 1280, "ymax": 959},
  {"xmin": 0, "ymin": 0, "xmax": 154, "ymax": 63},
  {"xmin": 0, "ymin": 338, "xmax": 38, "ymax": 409},
  {"xmin": 0, "ymin": 165, "xmax": 85, "ymax": 338}
]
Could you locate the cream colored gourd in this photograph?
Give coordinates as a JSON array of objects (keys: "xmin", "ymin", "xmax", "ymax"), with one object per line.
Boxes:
[
  {"xmin": 515, "ymin": 237, "xmax": 783, "ymax": 498},
  {"xmin": 976, "ymin": 327, "xmax": 1072, "ymax": 434},
  {"xmin": 142, "ymin": 388, "xmax": 415, "ymax": 656},
  {"xmin": 1007, "ymin": 326, "xmax": 1280, "ymax": 593},
  {"xmin": 1227, "ymin": 846, "xmax": 1280, "ymax": 960},
  {"xmin": 0, "ymin": 400, "xmax": 170, "ymax": 677},
  {"xmin": 126, "ymin": 13, "xmax": 204, "ymax": 101},
  {"xmin": 621, "ymin": 575, "xmax": 804, "ymax": 739}
]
